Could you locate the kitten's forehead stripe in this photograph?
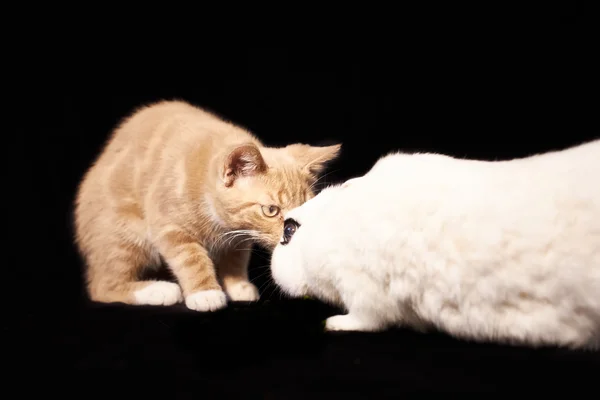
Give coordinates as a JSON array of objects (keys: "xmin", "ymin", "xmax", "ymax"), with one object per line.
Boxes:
[
  {"xmin": 226, "ymin": 201, "xmax": 257, "ymax": 214},
  {"xmin": 297, "ymin": 186, "xmax": 307, "ymax": 205},
  {"xmin": 276, "ymin": 187, "xmax": 285, "ymax": 205},
  {"xmin": 272, "ymin": 166, "xmax": 311, "ymax": 210}
]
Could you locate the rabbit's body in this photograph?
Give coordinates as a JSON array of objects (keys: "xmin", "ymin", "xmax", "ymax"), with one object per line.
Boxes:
[{"xmin": 270, "ymin": 140, "xmax": 600, "ymax": 349}]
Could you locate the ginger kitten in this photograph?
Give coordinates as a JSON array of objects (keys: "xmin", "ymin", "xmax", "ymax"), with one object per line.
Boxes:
[{"xmin": 73, "ymin": 100, "xmax": 341, "ymax": 312}]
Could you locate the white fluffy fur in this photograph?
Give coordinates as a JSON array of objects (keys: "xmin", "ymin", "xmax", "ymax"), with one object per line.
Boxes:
[{"xmin": 270, "ymin": 139, "xmax": 600, "ymax": 350}]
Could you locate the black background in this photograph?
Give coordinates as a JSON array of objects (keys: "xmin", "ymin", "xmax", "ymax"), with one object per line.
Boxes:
[{"xmin": 7, "ymin": 6, "xmax": 600, "ymax": 397}]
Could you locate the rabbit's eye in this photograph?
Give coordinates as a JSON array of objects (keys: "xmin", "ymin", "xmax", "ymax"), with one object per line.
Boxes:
[{"xmin": 281, "ymin": 218, "xmax": 300, "ymax": 245}]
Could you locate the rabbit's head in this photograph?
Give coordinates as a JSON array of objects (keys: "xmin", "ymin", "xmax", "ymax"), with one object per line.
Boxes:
[{"xmin": 269, "ymin": 183, "xmax": 348, "ymax": 300}]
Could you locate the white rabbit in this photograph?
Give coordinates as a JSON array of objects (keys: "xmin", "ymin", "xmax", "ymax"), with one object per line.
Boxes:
[{"xmin": 270, "ymin": 139, "xmax": 600, "ymax": 350}]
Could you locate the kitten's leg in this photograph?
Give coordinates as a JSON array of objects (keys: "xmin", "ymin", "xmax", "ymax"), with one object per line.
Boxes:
[
  {"xmin": 154, "ymin": 228, "xmax": 227, "ymax": 312},
  {"xmin": 217, "ymin": 241, "xmax": 260, "ymax": 302},
  {"xmin": 86, "ymin": 241, "xmax": 183, "ymax": 306}
]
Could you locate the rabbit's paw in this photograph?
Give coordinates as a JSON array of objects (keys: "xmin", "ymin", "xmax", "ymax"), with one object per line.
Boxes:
[{"xmin": 325, "ymin": 314, "xmax": 375, "ymax": 332}]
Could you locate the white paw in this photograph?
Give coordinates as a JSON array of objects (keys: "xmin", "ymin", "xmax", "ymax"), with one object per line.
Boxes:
[
  {"xmin": 133, "ymin": 281, "xmax": 183, "ymax": 306},
  {"xmin": 185, "ymin": 289, "xmax": 228, "ymax": 312},
  {"xmin": 226, "ymin": 281, "xmax": 260, "ymax": 302},
  {"xmin": 325, "ymin": 314, "xmax": 371, "ymax": 332}
]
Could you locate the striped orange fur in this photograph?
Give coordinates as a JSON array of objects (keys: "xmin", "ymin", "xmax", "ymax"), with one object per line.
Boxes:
[{"xmin": 73, "ymin": 100, "xmax": 340, "ymax": 311}]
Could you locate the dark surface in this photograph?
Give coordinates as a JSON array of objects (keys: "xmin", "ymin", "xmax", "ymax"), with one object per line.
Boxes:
[
  {"xmin": 9, "ymin": 8, "xmax": 600, "ymax": 397},
  {"xmin": 8, "ymin": 298, "xmax": 600, "ymax": 396}
]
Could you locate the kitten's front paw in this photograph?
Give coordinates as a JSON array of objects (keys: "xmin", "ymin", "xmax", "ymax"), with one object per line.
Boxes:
[
  {"xmin": 133, "ymin": 281, "xmax": 183, "ymax": 306},
  {"xmin": 325, "ymin": 314, "xmax": 374, "ymax": 332},
  {"xmin": 226, "ymin": 281, "xmax": 260, "ymax": 302},
  {"xmin": 185, "ymin": 290, "xmax": 228, "ymax": 312}
]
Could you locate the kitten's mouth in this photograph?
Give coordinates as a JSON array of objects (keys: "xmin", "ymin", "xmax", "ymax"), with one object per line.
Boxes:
[
  {"xmin": 226, "ymin": 229, "xmax": 279, "ymax": 252},
  {"xmin": 218, "ymin": 229, "xmax": 260, "ymax": 248},
  {"xmin": 254, "ymin": 235, "xmax": 279, "ymax": 253}
]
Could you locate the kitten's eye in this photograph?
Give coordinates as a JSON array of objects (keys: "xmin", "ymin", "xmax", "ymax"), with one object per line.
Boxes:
[
  {"xmin": 261, "ymin": 205, "xmax": 280, "ymax": 218},
  {"xmin": 281, "ymin": 218, "xmax": 300, "ymax": 246}
]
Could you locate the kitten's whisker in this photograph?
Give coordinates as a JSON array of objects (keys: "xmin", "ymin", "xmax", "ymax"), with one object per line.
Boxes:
[
  {"xmin": 309, "ymin": 169, "xmax": 340, "ymax": 193},
  {"xmin": 258, "ymin": 276, "xmax": 275, "ymax": 294},
  {"xmin": 214, "ymin": 229, "xmax": 258, "ymax": 249},
  {"xmin": 249, "ymin": 268, "xmax": 272, "ymax": 284},
  {"xmin": 269, "ymin": 278, "xmax": 284, "ymax": 301},
  {"xmin": 249, "ymin": 250, "xmax": 270, "ymax": 261},
  {"xmin": 238, "ymin": 236, "xmax": 257, "ymax": 246}
]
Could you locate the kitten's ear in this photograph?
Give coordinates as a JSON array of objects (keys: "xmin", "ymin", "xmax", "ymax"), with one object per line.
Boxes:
[
  {"xmin": 287, "ymin": 143, "xmax": 342, "ymax": 178},
  {"xmin": 222, "ymin": 144, "xmax": 267, "ymax": 187}
]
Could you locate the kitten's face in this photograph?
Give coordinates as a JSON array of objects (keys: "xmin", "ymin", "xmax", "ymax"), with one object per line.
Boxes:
[
  {"xmin": 219, "ymin": 168, "xmax": 315, "ymax": 250},
  {"xmin": 215, "ymin": 143, "xmax": 341, "ymax": 251}
]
